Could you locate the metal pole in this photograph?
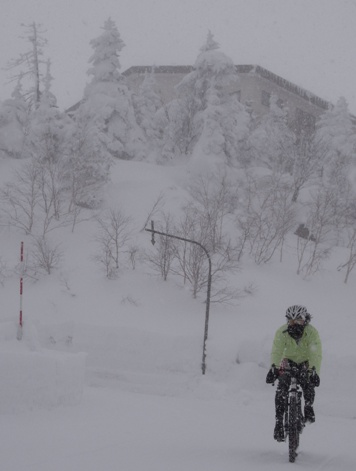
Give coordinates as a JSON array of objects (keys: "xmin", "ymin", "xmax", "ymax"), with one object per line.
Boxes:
[
  {"xmin": 17, "ymin": 241, "xmax": 24, "ymax": 340},
  {"xmin": 201, "ymin": 254, "xmax": 212, "ymax": 375},
  {"xmin": 145, "ymin": 221, "xmax": 212, "ymax": 374}
]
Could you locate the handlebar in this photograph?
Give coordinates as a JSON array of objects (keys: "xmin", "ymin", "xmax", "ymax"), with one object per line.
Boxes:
[{"xmin": 271, "ymin": 363, "xmax": 316, "ymax": 382}]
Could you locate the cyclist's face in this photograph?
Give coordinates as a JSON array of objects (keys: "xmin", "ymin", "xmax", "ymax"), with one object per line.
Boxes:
[{"xmin": 288, "ymin": 318, "xmax": 305, "ymax": 326}]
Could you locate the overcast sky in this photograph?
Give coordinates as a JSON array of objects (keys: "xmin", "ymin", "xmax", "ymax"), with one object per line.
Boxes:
[{"xmin": 1, "ymin": 0, "xmax": 356, "ymax": 112}]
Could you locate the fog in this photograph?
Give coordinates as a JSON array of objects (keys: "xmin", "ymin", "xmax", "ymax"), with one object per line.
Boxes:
[{"xmin": 0, "ymin": 0, "xmax": 356, "ymax": 112}]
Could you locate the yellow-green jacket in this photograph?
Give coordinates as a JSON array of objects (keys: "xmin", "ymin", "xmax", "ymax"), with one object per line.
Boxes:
[{"xmin": 271, "ymin": 324, "xmax": 322, "ymax": 375}]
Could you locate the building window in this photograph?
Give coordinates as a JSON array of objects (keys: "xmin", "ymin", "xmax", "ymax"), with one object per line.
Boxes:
[{"xmin": 261, "ymin": 90, "xmax": 271, "ymax": 107}]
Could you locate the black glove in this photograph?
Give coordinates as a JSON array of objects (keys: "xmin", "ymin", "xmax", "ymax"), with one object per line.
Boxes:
[
  {"xmin": 266, "ymin": 364, "xmax": 278, "ymax": 384},
  {"xmin": 309, "ymin": 368, "xmax": 320, "ymax": 387},
  {"xmin": 299, "ymin": 368, "xmax": 309, "ymax": 385}
]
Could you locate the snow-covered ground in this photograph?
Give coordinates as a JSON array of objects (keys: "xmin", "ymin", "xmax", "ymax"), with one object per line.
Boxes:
[{"xmin": 1, "ymin": 158, "xmax": 356, "ymax": 470}]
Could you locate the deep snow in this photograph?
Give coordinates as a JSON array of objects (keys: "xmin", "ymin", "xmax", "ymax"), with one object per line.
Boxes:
[{"xmin": 0, "ymin": 158, "xmax": 356, "ymax": 470}]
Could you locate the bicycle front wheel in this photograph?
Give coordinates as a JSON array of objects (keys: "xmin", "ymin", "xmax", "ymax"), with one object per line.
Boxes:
[{"xmin": 288, "ymin": 396, "xmax": 299, "ymax": 462}]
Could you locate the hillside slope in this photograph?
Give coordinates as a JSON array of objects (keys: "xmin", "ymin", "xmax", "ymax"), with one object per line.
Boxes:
[{"xmin": 0, "ymin": 158, "xmax": 355, "ymax": 470}]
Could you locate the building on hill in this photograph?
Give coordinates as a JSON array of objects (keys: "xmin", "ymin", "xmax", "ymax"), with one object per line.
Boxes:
[
  {"xmin": 122, "ymin": 64, "xmax": 331, "ymax": 136},
  {"xmin": 67, "ymin": 64, "xmax": 333, "ymax": 137}
]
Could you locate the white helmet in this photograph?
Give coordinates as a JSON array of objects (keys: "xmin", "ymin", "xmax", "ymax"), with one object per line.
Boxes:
[{"xmin": 285, "ymin": 305, "xmax": 309, "ymax": 321}]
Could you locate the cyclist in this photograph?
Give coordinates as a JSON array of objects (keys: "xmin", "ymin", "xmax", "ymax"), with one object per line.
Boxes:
[{"xmin": 266, "ymin": 305, "xmax": 322, "ymax": 442}]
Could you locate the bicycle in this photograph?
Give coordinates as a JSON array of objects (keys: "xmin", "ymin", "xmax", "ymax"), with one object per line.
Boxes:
[
  {"xmin": 284, "ymin": 366, "xmax": 305, "ymax": 462},
  {"xmin": 271, "ymin": 364, "xmax": 305, "ymax": 463}
]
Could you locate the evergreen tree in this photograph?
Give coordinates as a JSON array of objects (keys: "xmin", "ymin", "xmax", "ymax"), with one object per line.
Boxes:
[
  {"xmin": 78, "ymin": 18, "xmax": 145, "ymax": 161},
  {"xmin": 6, "ymin": 22, "xmax": 47, "ymax": 109},
  {"xmin": 23, "ymin": 60, "xmax": 71, "ymax": 163},
  {"xmin": 161, "ymin": 31, "xmax": 250, "ymax": 168},
  {"xmin": 0, "ymin": 22, "xmax": 49, "ymax": 158}
]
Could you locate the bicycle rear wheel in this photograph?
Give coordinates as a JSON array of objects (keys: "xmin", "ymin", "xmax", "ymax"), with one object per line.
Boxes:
[{"xmin": 288, "ymin": 396, "xmax": 299, "ymax": 462}]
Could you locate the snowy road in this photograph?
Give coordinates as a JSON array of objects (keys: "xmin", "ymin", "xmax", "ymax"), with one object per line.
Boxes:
[{"xmin": 1, "ymin": 375, "xmax": 355, "ymax": 471}]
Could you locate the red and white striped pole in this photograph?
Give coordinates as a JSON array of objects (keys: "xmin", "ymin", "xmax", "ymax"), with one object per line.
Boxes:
[{"xmin": 17, "ymin": 241, "xmax": 24, "ymax": 340}]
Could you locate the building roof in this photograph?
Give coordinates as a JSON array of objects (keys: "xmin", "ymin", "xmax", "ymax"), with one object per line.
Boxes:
[
  {"xmin": 239, "ymin": 65, "xmax": 329, "ymax": 111},
  {"xmin": 123, "ymin": 64, "xmax": 331, "ymax": 111},
  {"xmin": 66, "ymin": 64, "xmax": 333, "ymax": 117},
  {"xmin": 122, "ymin": 65, "xmax": 194, "ymax": 76}
]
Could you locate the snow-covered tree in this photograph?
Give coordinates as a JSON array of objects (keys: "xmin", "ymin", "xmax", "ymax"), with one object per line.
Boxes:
[
  {"xmin": 9, "ymin": 60, "xmax": 78, "ymax": 227},
  {"xmin": 304, "ymin": 97, "xmax": 356, "ymax": 232},
  {"xmin": 295, "ymin": 183, "xmax": 338, "ymax": 276},
  {"xmin": 314, "ymin": 97, "xmax": 356, "ymax": 189},
  {"xmin": 248, "ymin": 94, "xmax": 295, "ymax": 173},
  {"xmin": 94, "ymin": 208, "xmax": 133, "ymax": 278},
  {"xmin": 290, "ymin": 134, "xmax": 320, "ymax": 202},
  {"xmin": 316, "ymin": 97, "xmax": 355, "ymax": 158},
  {"xmin": 0, "ymin": 79, "xmax": 29, "ymax": 158},
  {"xmin": 133, "ymin": 68, "xmax": 163, "ymax": 144},
  {"xmin": 236, "ymin": 171, "xmax": 297, "ymax": 264},
  {"xmin": 6, "ymin": 22, "xmax": 47, "ymax": 109},
  {"xmin": 161, "ymin": 31, "xmax": 250, "ymax": 167},
  {"xmin": 24, "ymin": 60, "xmax": 70, "ymax": 162},
  {"xmin": 1, "ymin": 24, "xmax": 67, "ymax": 164},
  {"xmin": 65, "ymin": 112, "xmax": 111, "ymax": 209},
  {"xmin": 158, "ymin": 98, "xmax": 189, "ymax": 160},
  {"xmin": 78, "ymin": 18, "xmax": 145, "ymax": 161}
]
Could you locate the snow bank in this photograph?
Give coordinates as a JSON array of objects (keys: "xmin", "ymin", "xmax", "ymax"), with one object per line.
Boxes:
[
  {"xmin": 235, "ymin": 336, "xmax": 272, "ymax": 368},
  {"xmin": 0, "ymin": 322, "xmax": 86, "ymax": 414}
]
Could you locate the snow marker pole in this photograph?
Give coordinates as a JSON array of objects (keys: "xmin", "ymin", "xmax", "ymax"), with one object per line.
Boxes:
[{"xmin": 17, "ymin": 241, "xmax": 24, "ymax": 340}]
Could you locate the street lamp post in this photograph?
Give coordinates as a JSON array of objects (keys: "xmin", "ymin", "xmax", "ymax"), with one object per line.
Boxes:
[{"xmin": 145, "ymin": 221, "xmax": 212, "ymax": 375}]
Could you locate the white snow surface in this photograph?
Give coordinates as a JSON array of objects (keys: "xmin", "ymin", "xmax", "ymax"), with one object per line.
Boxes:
[{"xmin": 1, "ymin": 158, "xmax": 356, "ymax": 470}]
